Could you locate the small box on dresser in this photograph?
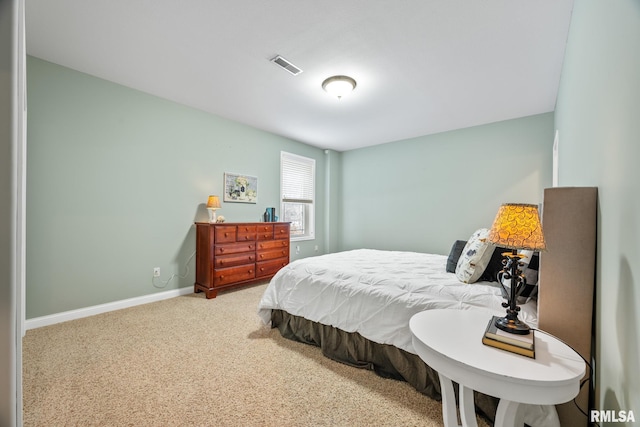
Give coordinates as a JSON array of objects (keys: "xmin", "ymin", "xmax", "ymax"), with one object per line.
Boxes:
[{"xmin": 194, "ymin": 222, "xmax": 290, "ymax": 298}]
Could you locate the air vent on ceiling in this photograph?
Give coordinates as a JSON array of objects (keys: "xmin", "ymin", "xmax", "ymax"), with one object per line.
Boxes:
[{"xmin": 270, "ymin": 55, "xmax": 303, "ymax": 75}]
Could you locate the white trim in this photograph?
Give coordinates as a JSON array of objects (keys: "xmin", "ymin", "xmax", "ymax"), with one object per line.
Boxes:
[
  {"xmin": 25, "ymin": 287, "xmax": 194, "ymax": 330},
  {"xmin": 16, "ymin": 3, "xmax": 26, "ymax": 426},
  {"xmin": 552, "ymin": 130, "xmax": 559, "ymax": 187}
]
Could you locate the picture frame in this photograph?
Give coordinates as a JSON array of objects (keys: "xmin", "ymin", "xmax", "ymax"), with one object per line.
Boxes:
[{"xmin": 224, "ymin": 172, "xmax": 258, "ymax": 203}]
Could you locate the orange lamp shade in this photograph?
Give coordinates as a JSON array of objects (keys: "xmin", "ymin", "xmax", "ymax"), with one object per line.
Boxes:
[
  {"xmin": 206, "ymin": 195, "xmax": 220, "ymax": 209},
  {"xmin": 488, "ymin": 203, "xmax": 546, "ymax": 251}
]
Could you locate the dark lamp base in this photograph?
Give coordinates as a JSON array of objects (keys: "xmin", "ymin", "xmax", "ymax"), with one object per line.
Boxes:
[{"xmin": 495, "ymin": 316, "xmax": 531, "ymax": 335}]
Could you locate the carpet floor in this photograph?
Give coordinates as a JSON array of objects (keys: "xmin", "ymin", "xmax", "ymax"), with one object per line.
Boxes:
[{"xmin": 22, "ymin": 282, "xmax": 490, "ymax": 427}]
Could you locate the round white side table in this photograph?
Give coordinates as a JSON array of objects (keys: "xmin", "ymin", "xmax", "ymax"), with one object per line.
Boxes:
[{"xmin": 410, "ymin": 309, "xmax": 585, "ymax": 427}]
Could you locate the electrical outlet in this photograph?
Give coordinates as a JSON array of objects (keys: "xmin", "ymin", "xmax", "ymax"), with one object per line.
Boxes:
[
  {"xmin": 153, "ymin": 267, "xmax": 160, "ymax": 277},
  {"xmin": 296, "ymin": 245, "xmax": 300, "ymax": 254}
]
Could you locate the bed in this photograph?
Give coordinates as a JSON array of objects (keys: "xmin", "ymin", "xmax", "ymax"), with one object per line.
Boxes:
[
  {"xmin": 257, "ymin": 187, "xmax": 597, "ymax": 427},
  {"xmin": 257, "ymin": 248, "xmax": 550, "ymax": 424}
]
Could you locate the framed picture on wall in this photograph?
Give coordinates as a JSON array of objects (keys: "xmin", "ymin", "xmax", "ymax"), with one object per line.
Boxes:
[{"xmin": 224, "ymin": 172, "xmax": 258, "ymax": 203}]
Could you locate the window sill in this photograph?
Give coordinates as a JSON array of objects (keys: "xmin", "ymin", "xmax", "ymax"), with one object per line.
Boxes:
[{"xmin": 290, "ymin": 235, "xmax": 315, "ymax": 242}]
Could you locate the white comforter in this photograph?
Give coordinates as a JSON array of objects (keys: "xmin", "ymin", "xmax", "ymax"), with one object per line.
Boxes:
[{"xmin": 257, "ymin": 249, "xmax": 538, "ymax": 355}]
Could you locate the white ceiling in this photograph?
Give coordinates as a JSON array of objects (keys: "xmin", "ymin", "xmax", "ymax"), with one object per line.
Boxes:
[{"xmin": 25, "ymin": 0, "xmax": 574, "ymax": 152}]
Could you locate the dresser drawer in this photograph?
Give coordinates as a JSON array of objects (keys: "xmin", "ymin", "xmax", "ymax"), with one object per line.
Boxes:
[
  {"xmin": 236, "ymin": 225, "xmax": 257, "ymax": 241},
  {"xmin": 213, "ymin": 265, "xmax": 255, "ymax": 286},
  {"xmin": 215, "ymin": 226, "xmax": 237, "ymax": 243},
  {"xmin": 256, "ymin": 224, "xmax": 274, "ymax": 240},
  {"xmin": 257, "ymin": 258, "xmax": 289, "ymax": 278},
  {"xmin": 215, "ymin": 252, "xmax": 255, "ymax": 268},
  {"xmin": 257, "ymin": 239, "xmax": 289, "ymax": 251},
  {"xmin": 257, "ymin": 248, "xmax": 289, "ymax": 262},
  {"xmin": 274, "ymin": 223, "xmax": 289, "ymax": 238},
  {"xmin": 215, "ymin": 242, "xmax": 255, "ymax": 256}
]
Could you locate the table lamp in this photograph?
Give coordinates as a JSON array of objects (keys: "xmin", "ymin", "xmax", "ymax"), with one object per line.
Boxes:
[
  {"xmin": 488, "ymin": 203, "xmax": 546, "ymax": 335},
  {"xmin": 206, "ymin": 195, "xmax": 221, "ymax": 223}
]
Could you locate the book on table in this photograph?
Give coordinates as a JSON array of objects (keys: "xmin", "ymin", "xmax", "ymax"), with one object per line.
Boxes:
[{"xmin": 482, "ymin": 315, "xmax": 535, "ymax": 358}]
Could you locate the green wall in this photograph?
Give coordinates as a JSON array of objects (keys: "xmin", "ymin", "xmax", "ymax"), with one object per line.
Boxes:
[
  {"xmin": 339, "ymin": 113, "xmax": 554, "ymax": 255},
  {"xmin": 554, "ymin": 0, "xmax": 640, "ymax": 417},
  {"xmin": 323, "ymin": 149, "xmax": 342, "ymax": 254},
  {"xmin": 26, "ymin": 57, "xmax": 326, "ymax": 318}
]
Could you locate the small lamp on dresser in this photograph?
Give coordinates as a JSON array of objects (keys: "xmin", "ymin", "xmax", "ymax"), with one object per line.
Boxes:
[
  {"xmin": 206, "ymin": 195, "xmax": 221, "ymax": 223},
  {"xmin": 488, "ymin": 203, "xmax": 546, "ymax": 335}
]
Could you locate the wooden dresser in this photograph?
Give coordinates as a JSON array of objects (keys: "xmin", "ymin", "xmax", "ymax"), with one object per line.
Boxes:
[{"xmin": 194, "ymin": 222, "xmax": 290, "ymax": 298}]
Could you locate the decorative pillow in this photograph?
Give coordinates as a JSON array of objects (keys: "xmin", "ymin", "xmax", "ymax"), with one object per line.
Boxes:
[
  {"xmin": 519, "ymin": 250, "xmax": 534, "ymax": 267},
  {"xmin": 520, "ymin": 253, "xmax": 540, "ymax": 299},
  {"xmin": 446, "ymin": 240, "xmax": 467, "ymax": 273},
  {"xmin": 447, "ymin": 240, "xmax": 509, "ymax": 282},
  {"xmin": 498, "ymin": 253, "xmax": 540, "ymax": 301},
  {"xmin": 479, "ymin": 246, "xmax": 510, "ymax": 282},
  {"xmin": 455, "ymin": 228, "xmax": 495, "ymax": 284}
]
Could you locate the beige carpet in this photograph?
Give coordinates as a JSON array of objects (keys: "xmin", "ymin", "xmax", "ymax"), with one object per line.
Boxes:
[{"xmin": 23, "ymin": 282, "xmax": 490, "ymax": 427}]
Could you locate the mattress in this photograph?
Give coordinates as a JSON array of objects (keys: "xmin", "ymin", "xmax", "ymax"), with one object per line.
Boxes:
[{"xmin": 257, "ymin": 248, "xmax": 538, "ymax": 355}]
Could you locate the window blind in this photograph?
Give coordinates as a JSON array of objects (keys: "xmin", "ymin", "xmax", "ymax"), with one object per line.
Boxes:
[{"xmin": 281, "ymin": 152, "xmax": 315, "ymax": 203}]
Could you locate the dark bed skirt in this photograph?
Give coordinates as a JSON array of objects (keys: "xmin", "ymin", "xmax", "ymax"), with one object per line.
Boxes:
[{"xmin": 271, "ymin": 309, "xmax": 498, "ymax": 422}]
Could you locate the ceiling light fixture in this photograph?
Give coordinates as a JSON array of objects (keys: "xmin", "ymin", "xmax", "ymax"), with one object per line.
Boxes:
[{"xmin": 322, "ymin": 75, "xmax": 356, "ymax": 99}]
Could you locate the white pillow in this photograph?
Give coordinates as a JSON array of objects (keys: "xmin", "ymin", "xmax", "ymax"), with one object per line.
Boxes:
[
  {"xmin": 455, "ymin": 228, "xmax": 495, "ymax": 284},
  {"xmin": 519, "ymin": 250, "xmax": 534, "ymax": 266}
]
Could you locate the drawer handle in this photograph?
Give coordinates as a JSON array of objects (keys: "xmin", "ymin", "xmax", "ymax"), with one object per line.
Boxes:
[
  {"xmin": 282, "ymin": 242, "xmax": 287, "ymax": 246},
  {"xmin": 260, "ymin": 267, "xmax": 265, "ymax": 272},
  {"xmin": 219, "ymin": 248, "xmax": 225, "ymax": 253},
  {"xmin": 244, "ymin": 236, "xmax": 249, "ymax": 240},
  {"xmin": 281, "ymin": 251, "xmax": 286, "ymax": 255},
  {"xmin": 264, "ymin": 234, "xmax": 269, "ymax": 238},
  {"xmin": 248, "ymin": 269, "xmax": 253, "ymax": 274},
  {"xmin": 249, "ymin": 256, "xmax": 254, "ymax": 261},
  {"xmin": 220, "ymin": 275, "xmax": 224, "ymax": 280},
  {"xmin": 220, "ymin": 260, "xmax": 224, "ymax": 265},
  {"xmin": 224, "ymin": 232, "xmax": 229, "ymax": 237},
  {"xmin": 260, "ymin": 254, "xmax": 264, "ymax": 259}
]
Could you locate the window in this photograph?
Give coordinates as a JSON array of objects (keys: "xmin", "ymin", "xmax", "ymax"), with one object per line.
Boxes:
[{"xmin": 281, "ymin": 151, "xmax": 315, "ymax": 241}]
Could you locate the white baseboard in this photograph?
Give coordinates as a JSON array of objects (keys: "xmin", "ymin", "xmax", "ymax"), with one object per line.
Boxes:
[{"xmin": 25, "ymin": 286, "xmax": 194, "ymax": 330}]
